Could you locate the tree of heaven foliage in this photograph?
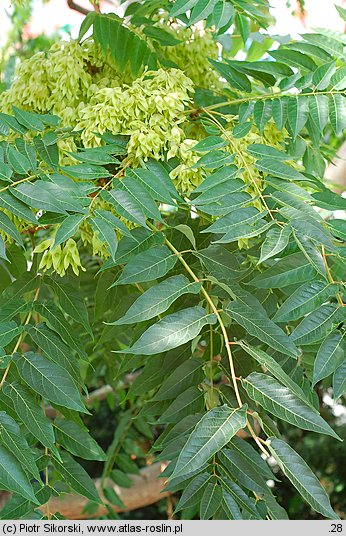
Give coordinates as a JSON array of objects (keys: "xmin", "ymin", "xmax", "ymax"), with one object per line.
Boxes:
[{"xmin": 0, "ymin": 0, "xmax": 345, "ymax": 521}]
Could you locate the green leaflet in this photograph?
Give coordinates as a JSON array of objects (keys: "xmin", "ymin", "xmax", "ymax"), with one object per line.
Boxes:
[
  {"xmin": 328, "ymin": 219, "xmax": 346, "ymax": 241},
  {"xmin": 239, "ymin": 342, "xmax": 314, "ymax": 408},
  {"xmin": 193, "ymin": 136, "xmax": 228, "ymax": 152},
  {"xmin": 53, "ymin": 214, "xmax": 85, "ymax": 248},
  {"xmin": 170, "ymin": 0, "xmax": 201, "ymax": 17},
  {"xmin": 112, "ymin": 246, "xmax": 177, "ymax": 286},
  {"xmin": 92, "ymin": 215, "xmax": 119, "ymax": 260},
  {"xmin": 287, "ymin": 96, "xmax": 309, "ymax": 139},
  {"xmin": 45, "ymin": 277, "xmax": 92, "ymax": 336},
  {"xmin": 54, "ymin": 419, "xmax": 106, "ymax": 461},
  {"xmin": 13, "ymin": 180, "xmax": 86, "ymax": 214},
  {"xmin": 202, "ymin": 207, "xmax": 266, "ymax": 236},
  {"xmin": 331, "ymin": 66, "xmax": 346, "ymax": 90},
  {"xmin": 7, "ymin": 146, "xmax": 31, "ymax": 174},
  {"xmin": 259, "ymin": 225, "xmax": 291, "ymax": 263},
  {"xmin": 274, "ymin": 281, "xmax": 338, "ymax": 322},
  {"xmin": 195, "ymin": 245, "xmax": 243, "ymax": 282},
  {"xmin": 254, "ymin": 158, "xmax": 308, "ymax": 181},
  {"xmin": 0, "ymin": 212, "xmax": 23, "ymax": 247},
  {"xmin": 68, "ymin": 147, "xmax": 120, "ymax": 165},
  {"xmin": 174, "ymin": 472, "xmax": 211, "ymax": 513},
  {"xmin": 247, "ymin": 144, "xmax": 288, "ymax": 160},
  {"xmin": 0, "ymin": 411, "xmax": 40, "ymax": 480},
  {"xmin": 103, "ymin": 228, "xmax": 164, "ymax": 269},
  {"xmin": 220, "ymin": 477, "xmax": 260, "ymax": 518},
  {"xmin": 329, "ymin": 94, "xmax": 346, "ymax": 135},
  {"xmin": 125, "ymin": 168, "xmax": 174, "ymax": 205},
  {"xmin": 0, "ymin": 487, "xmax": 47, "ymax": 520},
  {"xmin": 193, "ymin": 165, "xmax": 239, "ymax": 194},
  {"xmin": 93, "ymin": 14, "xmax": 157, "ymax": 76},
  {"xmin": 210, "ymin": 60, "xmax": 251, "ymax": 92},
  {"xmin": 254, "ymin": 100, "xmax": 272, "ymax": 133},
  {"xmin": 290, "ymin": 304, "xmax": 344, "ymax": 345},
  {"xmin": 28, "ymin": 323, "xmax": 80, "ymax": 383},
  {"xmin": 249, "ymin": 252, "xmax": 317, "ymax": 288},
  {"xmin": 157, "ymin": 386, "xmax": 205, "ymax": 424},
  {"xmin": 253, "ymin": 99, "xmax": 272, "ymax": 134},
  {"xmin": 171, "ymin": 405, "xmax": 247, "ymax": 479},
  {"xmin": 242, "ymin": 372, "xmax": 340, "ymax": 440},
  {"xmin": 110, "ymin": 275, "xmax": 201, "ymax": 325},
  {"xmin": 12, "ymin": 106, "xmax": 44, "ymax": 131},
  {"xmin": 116, "ymin": 175, "xmax": 162, "ymax": 222},
  {"xmin": 110, "ymin": 469, "xmax": 133, "ymax": 489},
  {"xmin": 313, "ymin": 190, "xmax": 346, "ymax": 211},
  {"xmin": 309, "ymin": 94, "xmax": 329, "ymax": 132},
  {"xmin": 14, "ymin": 352, "xmax": 87, "ymax": 413},
  {"xmin": 293, "ymin": 231, "xmax": 327, "ymax": 278},
  {"xmin": 1, "ymin": 382, "xmax": 58, "ymax": 456},
  {"xmin": 333, "ymin": 360, "xmax": 346, "ymax": 399},
  {"xmin": 102, "ymin": 189, "xmax": 147, "ymax": 228},
  {"xmin": 0, "ymin": 191, "xmax": 37, "ymax": 224},
  {"xmin": 189, "ymin": 0, "xmax": 220, "ymax": 26},
  {"xmin": 0, "ymin": 237, "xmax": 7, "ymax": 262},
  {"xmin": 60, "ymin": 164, "xmax": 111, "ymax": 180},
  {"xmin": 272, "ymin": 98, "xmax": 287, "ymax": 130},
  {"xmin": 222, "ymin": 489, "xmax": 242, "ymax": 520},
  {"xmin": 120, "ymin": 306, "xmax": 216, "ymax": 355},
  {"xmin": 33, "ymin": 302, "xmax": 86, "ymax": 358},
  {"xmin": 200, "ymin": 481, "xmax": 222, "ymax": 520},
  {"xmin": 313, "ymin": 332, "xmax": 345, "ymax": 386},
  {"xmin": 226, "ymin": 302, "xmax": 298, "ymax": 358},
  {"xmin": 93, "ymin": 209, "xmax": 132, "ymax": 239},
  {"xmin": 53, "ymin": 451, "xmax": 101, "ymax": 504},
  {"xmin": 268, "ymin": 438, "xmax": 338, "ymax": 519},
  {"xmin": 0, "ymin": 162, "xmax": 13, "ymax": 182},
  {"xmin": 218, "ymin": 448, "xmax": 270, "ymax": 495},
  {"xmin": 229, "ymin": 436, "xmax": 275, "ymax": 482},
  {"xmin": 0, "ymin": 445, "xmax": 38, "ymax": 504},
  {"xmin": 0, "ymin": 321, "xmax": 23, "ymax": 348},
  {"xmin": 153, "ymin": 358, "xmax": 204, "ymax": 401},
  {"xmin": 193, "ymin": 178, "xmax": 244, "ymax": 205},
  {"xmin": 214, "ymin": 219, "xmax": 272, "ymax": 244},
  {"xmin": 198, "ymin": 192, "xmax": 253, "ymax": 216}
]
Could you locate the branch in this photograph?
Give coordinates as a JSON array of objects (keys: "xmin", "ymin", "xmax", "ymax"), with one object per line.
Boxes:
[
  {"xmin": 40, "ymin": 462, "xmax": 169, "ymax": 520},
  {"xmin": 66, "ymin": 0, "xmax": 91, "ymax": 15}
]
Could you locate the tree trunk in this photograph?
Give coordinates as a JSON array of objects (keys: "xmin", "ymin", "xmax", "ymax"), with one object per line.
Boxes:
[{"xmin": 40, "ymin": 462, "xmax": 169, "ymax": 520}]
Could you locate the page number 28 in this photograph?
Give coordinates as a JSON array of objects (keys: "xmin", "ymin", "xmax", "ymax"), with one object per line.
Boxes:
[{"xmin": 330, "ymin": 525, "xmax": 343, "ymax": 533}]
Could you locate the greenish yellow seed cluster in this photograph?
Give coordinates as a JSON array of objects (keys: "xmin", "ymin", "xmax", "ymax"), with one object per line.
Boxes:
[
  {"xmin": 34, "ymin": 238, "xmax": 85, "ymax": 277},
  {"xmin": 76, "ymin": 68, "xmax": 194, "ymax": 161},
  {"xmin": 169, "ymin": 139, "xmax": 205, "ymax": 193},
  {"xmin": 0, "ymin": 30, "xmax": 290, "ymax": 275},
  {"xmin": 0, "ymin": 40, "xmax": 117, "ymax": 125}
]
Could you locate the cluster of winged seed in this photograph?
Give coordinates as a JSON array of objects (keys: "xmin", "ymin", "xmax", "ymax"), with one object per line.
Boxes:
[
  {"xmin": 0, "ymin": 29, "xmax": 289, "ymax": 276},
  {"xmin": 76, "ymin": 68, "xmax": 194, "ymax": 161},
  {"xmin": 34, "ymin": 238, "xmax": 85, "ymax": 277}
]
